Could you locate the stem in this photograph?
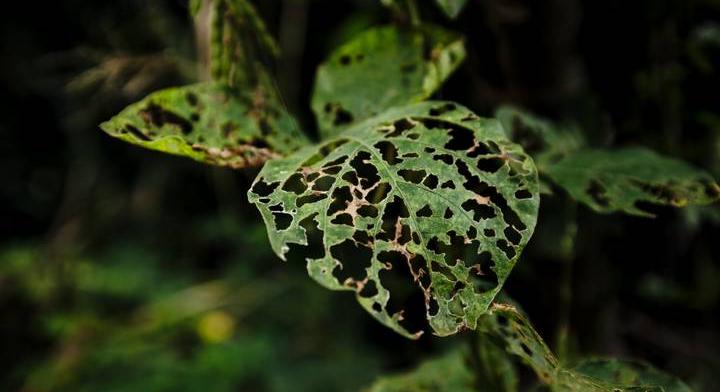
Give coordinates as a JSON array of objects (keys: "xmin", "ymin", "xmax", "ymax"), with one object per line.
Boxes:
[
  {"xmin": 555, "ymin": 200, "xmax": 578, "ymax": 363},
  {"xmin": 406, "ymin": 0, "xmax": 420, "ymax": 27}
]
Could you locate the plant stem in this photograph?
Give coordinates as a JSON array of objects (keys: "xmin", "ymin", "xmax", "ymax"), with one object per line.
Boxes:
[
  {"xmin": 556, "ymin": 200, "xmax": 578, "ymax": 363},
  {"xmin": 406, "ymin": 0, "xmax": 420, "ymax": 27}
]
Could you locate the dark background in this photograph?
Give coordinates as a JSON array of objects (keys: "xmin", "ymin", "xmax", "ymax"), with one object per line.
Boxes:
[{"xmin": 1, "ymin": 0, "xmax": 719, "ymax": 391}]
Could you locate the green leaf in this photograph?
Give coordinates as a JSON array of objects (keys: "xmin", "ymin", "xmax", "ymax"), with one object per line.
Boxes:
[
  {"xmin": 312, "ymin": 25, "xmax": 466, "ymax": 139},
  {"xmin": 495, "ymin": 105, "xmax": 585, "ymax": 171},
  {"xmin": 100, "ymin": 83, "xmax": 308, "ymax": 168},
  {"xmin": 545, "ymin": 148, "xmax": 720, "ymax": 217},
  {"xmin": 483, "ymin": 304, "xmax": 694, "ymax": 392},
  {"xmin": 248, "ymin": 101, "xmax": 540, "ymax": 338},
  {"xmin": 365, "ymin": 349, "xmax": 476, "ymax": 392},
  {"xmin": 572, "ymin": 358, "xmax": 693, "ymax": 392},
  {"xmin": 435, "ymin": 0, "xmax": 469, "ymax": 19},
  {"xmin": 482, "ymin": 304, "xmax": 559, "ymax": 383},
  {"xmin": 210, "ymin": 0, "xmax": 279, "ymax": 87}
]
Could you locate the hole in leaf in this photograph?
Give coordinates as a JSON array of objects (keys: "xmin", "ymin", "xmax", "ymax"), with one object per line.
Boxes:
[
  {"xmin": 296, "ymin": 193, "xmax": 327, "ymax": 207},
  {"xmin": 366, "ymin": 182, "xmax": 392, "ymax": 204},
  {"xmin": 429, "ymin": 103, "xmax": 456, "ymax": 116},
  {"xmin": 272, "ymin": 212, "xmax": 292, "ymax": 230},
  {"xmin": 140, "ymin": 103, "xmax": 193, "ymax": 134},
  {"xmin": 586, "ymin": 180, "xmax": 609, "ymax": 207},
  {"xmin": 444, "ymin": 126, "xmax": 476, "ymax": 151},
  {"xmin": 374, "ymin": 141, "xmax": 402, "ymax": 165},
  {"xmin": 349, "ymin": 151, "xmax": 380, "ymax": 188},
  {"xmin": 282, "ymin": 173, "xmax": 307, "ymax": 195},
  {"xmin": 477, "ymin": 158, "xmax": 505, "ymax": 173},
  {"xmin": 398, "ymin": 169, "xmax": 426, "ymax": 184},
  {"xmin": 252, "ymin": 180, "xmax": 280, "ymax": 197},
  {"xmin": 312, "ymin": 176, "xmax": 336, "ymax": 192},
  {"xmin": 417, "ymin": 204, "xmax": 433, "ymax": 217},
  {"xmin": 331, "ymin": 239, "xmax": 372, "ymax": 283},
  {"xmin": 332, "ymin": 213, "xmax": 354, "ymax": 226},
  {"xmin": 423, "ymin": 174, "xmax": 439, "ymax": 189},
  {"xmin": 328, "ymin": 186, "xmax": 352, "ymax": 215}
]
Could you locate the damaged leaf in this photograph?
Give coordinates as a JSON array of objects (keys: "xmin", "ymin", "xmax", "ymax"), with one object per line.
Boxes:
[
  {"xmin": 365, "ymin": 349, "xmax": 476, "ymax": 392},
  {"xmin": 484, "ymin": 304, "xmax": 694, "ymax": 392},
  {"xmin": 100, "ymin": 83, "xmax": 308, "ymax": 169},
  {"xmin": 312, "ymin": 25, "xmax": 466, "ymax": 138},
  {"xmin": 545, "ymin": 148, "xmax": 720, "ymax": 217},
  {"xmin": 209, "ymin": 0, "xmax": 280, "ymax": 88},
  {"xmin": 572, "ymin": 358, "xmax": 693, "ymax": 392},
  {"xmin": 248, "ymin": 101, "xmax": 540, "ymax": 338},
  {"xmin": 495, "ymin": 105, "xmax": 585, "ymax": 171},
  {"xmin": 435, "ymin": 0, "xmax": 469, "ymax": 19}
]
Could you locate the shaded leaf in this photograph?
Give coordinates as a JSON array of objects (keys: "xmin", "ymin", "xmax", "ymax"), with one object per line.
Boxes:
[
  {"xmin": 100, "ymin": 83, "xmax": 308, "ymax": 169},
  {"xmin": 495, "ymin": 105, "xmax": 585, "ymax": 171},
  {"xmin": 472, "ymin": 332, "xmax": 519, "ymax": 392},
  {"xmin": 545, "ymin": 148, "xmax": 720, "ymax": 217},
  {"xmin": 572, "ymin": 358, "xmax": 693, "ymax": 392},
  {"xmin": 435, "ymin": 0, "xmax": 469, "ymax": 19},
  {"xmin": 364, "ymin": 349, "xmax": 476, "ymax": 392},
  {"xmin": 484, "ymin": 304, "xmax": 693, "ymax": 392},
  {"xmin": 312, "ymin": 25, "xmax": 466, "ymax": 139},
  {"xmin": 482, "ymin": 304, "xmax": 559, "ymax": 383},
  {"xmin": 210, "ymin": 0, "xmax": 279, "ymax": 88},
  {"xmin": 248, "ymin": 101, "xmax": 540, "ymax": 338}
]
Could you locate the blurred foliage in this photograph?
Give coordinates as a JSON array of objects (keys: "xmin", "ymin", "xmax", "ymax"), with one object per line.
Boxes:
[{"xmin": 1, "ymin": 0, "xmax": 719, "ymax": 391}]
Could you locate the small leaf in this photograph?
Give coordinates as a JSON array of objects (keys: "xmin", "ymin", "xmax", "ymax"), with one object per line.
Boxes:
[
  {"xmin": 248, "ymin": 101, "xmax": 540, "ymax": 338},
  {"xmin": 365, "ymin": 349, "xmax": 476, "ymax": 392},
  {"xmin": 572, "ymin": 358, "xmax": 693, "ymax": 392},
  {"xmin": 495, "ymin": 105, "xmax": 585, "ymax": 171},
  {"xmin": 312, "ymin": 25, "xmax": 466, "ymax": 139},
  {"xmin": 100, "ymin": 83, "xmax": 308, "ymax": 169},
  {"xmin": 545, "ymin": 148, "xmax": 720, "ymax": 217},
  {"xmin": 435, "ymin": 0, "xmax": 469, "ymax": 19}
]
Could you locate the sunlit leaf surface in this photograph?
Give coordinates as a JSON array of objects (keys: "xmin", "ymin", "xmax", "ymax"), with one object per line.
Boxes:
[
  {"xmin": 312, "ymin": 25, "xmax": 466, "ymax": 138},
  {"xmin": 249, "ymin": 101, "xmax": 539, "ymax": 337}
]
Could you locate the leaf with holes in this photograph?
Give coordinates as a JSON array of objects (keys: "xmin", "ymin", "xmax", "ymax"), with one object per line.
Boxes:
[
  {"xmin": 495, "ymin": 105, "xmax": 585, "ymax": 172},
  {"xmin": 312, "ymin": 25, "xmax": 466, "ymax": 139},
  {"xmin": 365, "ymin": 348, "xmax": 476, "ymax": 392},
  {"xmin": 571, "ymin": 359, "xmax": 693, "ymax": 392},
  {"xmin": 545, "ymin": 148, "xmax": 720, "ymax": 217},
  {"xmin": 435, "ymin": 0, "xmax": 469, "ymax": 19},
  {"xmin": 483, "ymin": 304, "xmax": 693, "ymax": 392},
  {"xmin": 248, "ymin": 101, "xmax": 539, "ymax": 338},
  {"xmin": 100, "ymin": 83, "xmax": 308, "ymax": 169}
]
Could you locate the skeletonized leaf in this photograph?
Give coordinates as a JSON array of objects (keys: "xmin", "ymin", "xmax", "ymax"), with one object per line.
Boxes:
[
  {"xmin": 495, "ymin": 105, "xmax": 585, "ymax": 171},
  {"xmin": 435, "ymin": 0, "xmax": 469, "ymax": 19},
  {"xmin": 545, "ymin": 148, "xmax": 720, "ymax": 217},
  {"xmin": 248, "ymin": 101, "xmax": 540, "ymax": 338},
  {"xmin": 572, "ymin": 358, "xmax": 693, "ymax": 392},
  {"xmin": 312, "ymin": 25, "xmax": 466, "ymax": 139},
  {"xmin": 100, "ymin": 83, "xmax": 308, "ymax": 169},
  {"xmin": 364, "ymin": 349, "xmax": 476, "ymax": 392}
]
